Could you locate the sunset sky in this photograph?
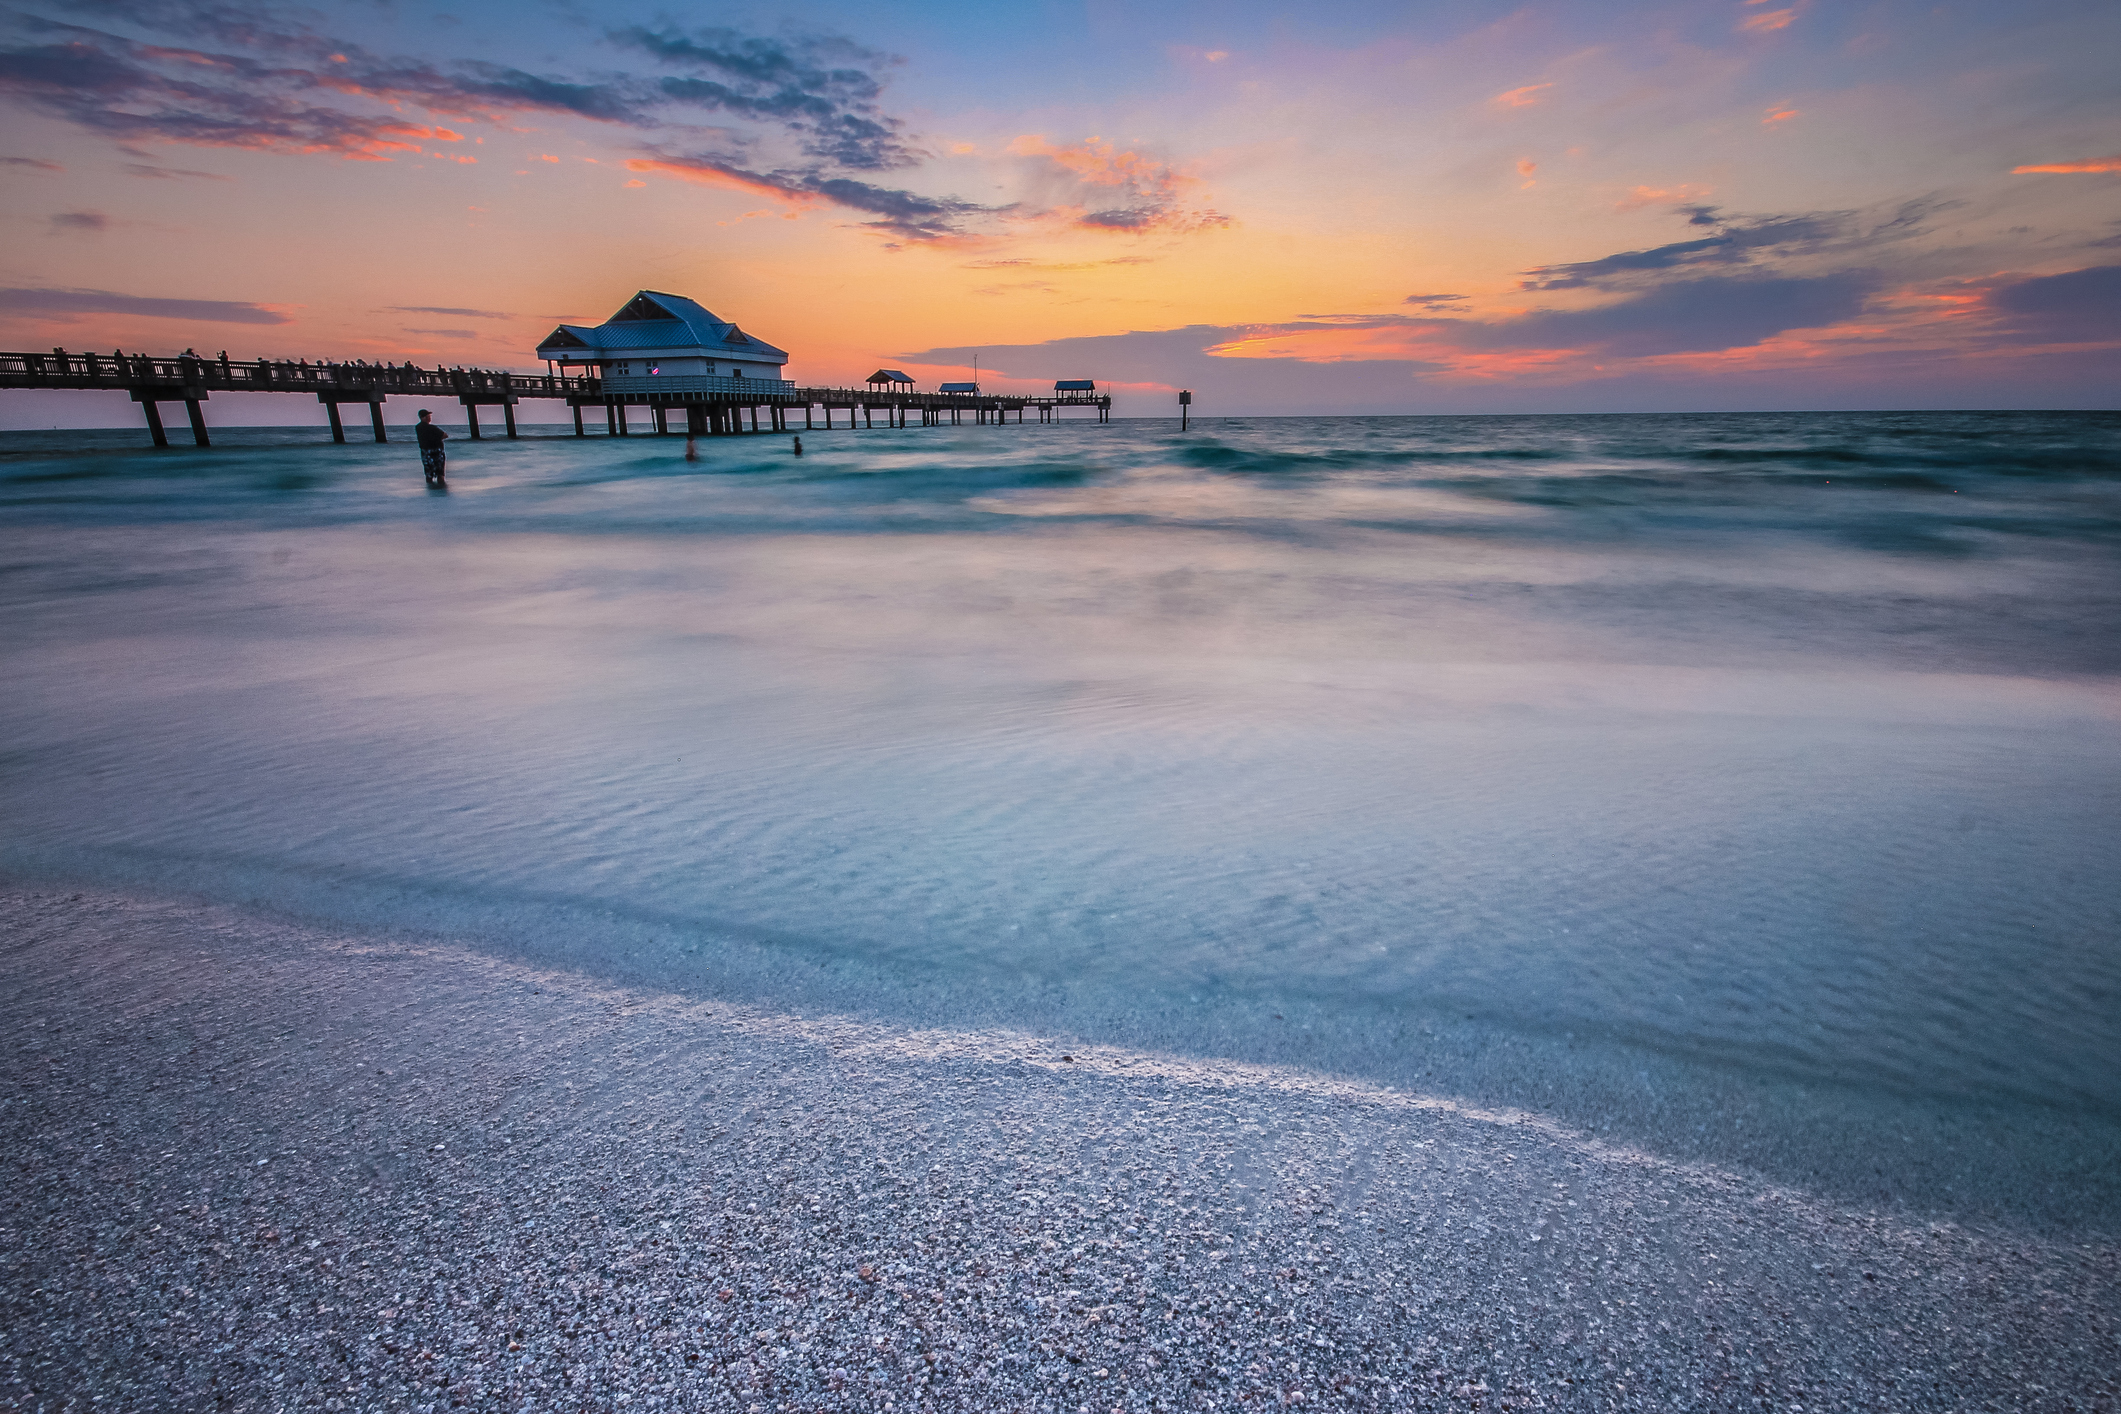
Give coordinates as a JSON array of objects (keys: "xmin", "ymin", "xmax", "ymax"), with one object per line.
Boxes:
[{"xmin": 2, "ymin": 0, "xmax": 2116, "ymax": 421}]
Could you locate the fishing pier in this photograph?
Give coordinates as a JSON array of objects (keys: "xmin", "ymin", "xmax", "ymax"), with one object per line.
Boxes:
[{"xmin": 0, "ymin": 349, "xmax": 1113, "ymax": 447}]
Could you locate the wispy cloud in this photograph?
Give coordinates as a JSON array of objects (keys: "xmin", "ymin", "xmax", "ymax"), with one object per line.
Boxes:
[
  {"xmin": 626, "ymin": 153, "xmax": 999, "ymax": 242},
  {"xmin": 49, "ymin": 210, "xmax": 109, "ymax": 230},
  {"xmin": 1492, "ymin": 83, "xmax": 1553, "ymax": 109},
  {"xmin": 1614, "ymin": 184, "xmax": 1713, "ymax": 212},
  {"xmin": 606, "ymin": 23, "xmax": 910, "ymax": 170},
  {"xmin": 3, "ymin": 154, "xmax": 62, "ymax": 170},
  {"xmin": 1007, "ymin": 135, "xmax": 1229, "ymax": 234},
  {"xmin": 1517, "ymin": 201, "xmax": 1940, "ymax": 290},
  {"xmin": 0, "ymin": 284, "xmax": 290, "ymax": 323},
  {"xmin": 124, "ymin": 162, "xmax": 230, "ymax": 179},
  {"xmin": 385, "ymin": 305, "xmax": 518, "ymax": 320},
  {"xmin": 1740, "ymin": 8, "xmax": 1796, "ymax": 33},
  {"xmin": 961, "ymin": 257, "xmax": 1155, "ymax": 271},
  {"xmin": 1404, "ymin": 293, "xmax": 1469, "ymax": 308},
  {"xmin": 2012, "ymin": 155, "xmax": 2121, "ymax": 174}
]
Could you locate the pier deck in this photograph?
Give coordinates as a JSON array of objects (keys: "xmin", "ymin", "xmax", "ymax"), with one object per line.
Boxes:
[{"xmin": 0, "ymin": 351, "xmax": 1112, "ymax": 446}]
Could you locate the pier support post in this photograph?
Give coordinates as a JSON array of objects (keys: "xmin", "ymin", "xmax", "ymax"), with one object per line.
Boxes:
[
  {"xmin": 652, "ymin": 406, "xmax": 666, "ymax": 435},
  {"xmin": 184, "ymin": 400, "xmax": 210, "ymax": 447},
  {"xmin": 687, "ymin": 405, "xmax": 706, "ymax": 435},
  {"xmin": 370, "ymin": 403, "xmax": 388, "ymax": 443},
  {"xmin": 503, "ymin": 402, "xmax": 518, "ymax": 438},
  {"xmin": 617, "ymin": 404, "xmax": 630, "ymax": 435},
  {"xmin": 325, "ymin": 401, "xmax": 346, "ymax": 444},
  {"xmin": 606, "ymin": 404, "xmax": 618, "ymax": 435},
  {"xmin": 805, "ymin": 405, "xmax": 814, "ymax": 430},
  {"xmin": 574, "ymin": 405, "xmax": 585, "ymax": 437},
  {"xmin": 466, "ymin": 404, "xmax": 482, "ymax": 439},
  {"xmin": 142, "ymin": 400, "xmax": 169, "ymax": 448}
]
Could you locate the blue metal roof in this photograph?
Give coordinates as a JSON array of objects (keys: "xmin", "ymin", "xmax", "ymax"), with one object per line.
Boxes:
[
  {"xmin": 1054, "ymin": 379, "xmax": 1096, "ymax": 391},
  {"xmin": 536, "ymin": 290, "xmax": 788, "ymax": 363},
  {"xmin": 938, "ymin": 382, "xmax": 979, "ymax": 393}
]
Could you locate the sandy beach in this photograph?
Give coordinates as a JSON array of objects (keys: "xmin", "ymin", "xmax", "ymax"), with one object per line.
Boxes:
[{"xmin": 3, "ymin": 884, "xmax": 2114, "ymax": 1412}]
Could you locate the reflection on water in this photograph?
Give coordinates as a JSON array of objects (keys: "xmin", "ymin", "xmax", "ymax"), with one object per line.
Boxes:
[{"xmin": 4, "ymin": 412, "xmax": 2119, "ymax": 1226}]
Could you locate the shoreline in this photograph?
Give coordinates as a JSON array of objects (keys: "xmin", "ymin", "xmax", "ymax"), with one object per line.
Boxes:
[{"xmin": 4, "ymin": 885, "xmax": 2115, "ymax": 1411}]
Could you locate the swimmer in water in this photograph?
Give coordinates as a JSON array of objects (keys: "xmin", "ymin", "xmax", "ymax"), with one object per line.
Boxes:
[
  {"xmin": 792, "ymin": 436, "xmax": 803, "ymax": 456},
  {"xmin": 685, "ymin": 435, "xmax": 699, "ymax": 462}
]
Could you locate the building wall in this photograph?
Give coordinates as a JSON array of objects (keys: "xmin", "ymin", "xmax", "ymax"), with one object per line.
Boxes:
[
  {"xmin": 603, "ymin": 356, "xmax": 788, "ymax": 382},
  {"xmin": 600, "ymin": 373, "xmax": 797, "ymax": 395}
]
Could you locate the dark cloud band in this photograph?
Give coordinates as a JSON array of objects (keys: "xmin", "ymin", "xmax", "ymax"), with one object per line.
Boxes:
[{"xmin": 0, "ymin": 285, "xmax": 290, "ymax": 323}]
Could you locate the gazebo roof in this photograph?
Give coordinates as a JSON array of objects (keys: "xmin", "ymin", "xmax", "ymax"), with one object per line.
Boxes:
[
  {"xmin": 867, "ymin": 369, "xmax": 915, "ymax": 384},
  {"xmin": 536, "ymin": 291, "xmax": 788, "ymax": 362}
]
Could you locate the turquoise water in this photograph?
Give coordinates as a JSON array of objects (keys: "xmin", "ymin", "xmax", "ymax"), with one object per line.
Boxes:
[{"xmin": 5, "ymin": 413, "xmax": 2119, "ymax": 1224}]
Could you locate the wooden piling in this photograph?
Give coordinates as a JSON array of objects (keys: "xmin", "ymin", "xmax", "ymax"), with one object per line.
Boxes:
[
  {"xmin": 142, "ymin": 400, "xmax": 168, "ymax": 448},
  {"xmin": 370, "ymin": 403, "xmax": 388, "ymax": 442},
  {"xmin": 325, "ymin": 401, "xmax": 346, "ymax": 444}
]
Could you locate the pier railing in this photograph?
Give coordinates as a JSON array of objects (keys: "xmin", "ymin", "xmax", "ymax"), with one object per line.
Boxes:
[
  {"xmin": 0, "ymin": 350, "xmax": 591, "ymax": 400},
  {"xmin": 0, "ymin": 349, "xmax": 1117, "ymax": 444}
]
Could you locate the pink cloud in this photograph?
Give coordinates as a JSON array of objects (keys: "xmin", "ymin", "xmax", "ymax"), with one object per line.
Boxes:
[
  {"xmin": 1492, "ymin": 83, "xmax": 1554, "ymax": 109},
  {"xmin": 1615, "ymin": 183, "xmax": 1712, "ymax": 212},
  {"xmin": 2012, "ymin": 155, "xmax": 2121, "ymax": 174}
]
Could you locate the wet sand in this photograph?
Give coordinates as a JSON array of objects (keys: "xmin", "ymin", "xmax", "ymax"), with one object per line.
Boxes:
[{"xmin": 3, "ymin": 885, "xmax": 2115, "ymax": 1412}]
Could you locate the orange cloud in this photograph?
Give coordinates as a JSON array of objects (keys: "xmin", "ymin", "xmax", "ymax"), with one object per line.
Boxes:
[
  {"xmin": 537, "ymin": 153, "xmax": 559, "ymax": 163},
  {"xmin": 1763, "ymin": 108, "xmax": 1799, "ymax": 125},
  {"xmin": 1741, "ymin": 8, "xmax": 1795, "ymax": 32},
  {"xmin": 2012, "ymin": 155, "xmax": 2121, "ymax": 173},
  {"xmin": 1615, "ymin": 183, "xmax": 1712, "ymax": 211},
  {"xmin": 623, "ymin": 158, "xmax": 823, "ymax": 209},
  {"xmin": 1493, "ymin": 83, "xmax": 1554, "ymax": 108},
  {"xmin": 1009, "ymin": 135, "xmax": 1168, "ymax": 189},
  {"xmin": 1007, "ymin": 135, "xmax": 1227, "ymax": 234}
]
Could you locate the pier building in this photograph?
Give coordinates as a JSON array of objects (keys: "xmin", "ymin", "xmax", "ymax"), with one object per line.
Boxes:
[{"xmin": 537, "ymin": 291, "xmax": 792, "ymax": 397}]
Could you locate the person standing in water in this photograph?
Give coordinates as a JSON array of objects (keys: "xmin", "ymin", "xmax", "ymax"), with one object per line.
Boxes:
[
  {"xmin": 792, "ymin": 436, "xmax": 803, "ymax": 456},
  {"xmin": 415, "ymin": 409, "xmax": 449, "ymax": 484}
]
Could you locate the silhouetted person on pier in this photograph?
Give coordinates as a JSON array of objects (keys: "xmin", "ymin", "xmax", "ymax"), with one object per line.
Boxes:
[{"xmin": 415, "ymin": 409, "xmax": 449, "ymax": 485}]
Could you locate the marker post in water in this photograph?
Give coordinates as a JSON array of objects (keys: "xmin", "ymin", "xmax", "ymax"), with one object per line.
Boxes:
[{"xmin": 1179, "ymin": 389, "xmax": 1192, "ymax": 431}]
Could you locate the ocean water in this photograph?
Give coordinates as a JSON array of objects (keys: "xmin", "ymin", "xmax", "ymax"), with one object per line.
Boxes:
[{"xmin": 5, "ymin": 412, "xmax": 2119, "ymax": 1226}]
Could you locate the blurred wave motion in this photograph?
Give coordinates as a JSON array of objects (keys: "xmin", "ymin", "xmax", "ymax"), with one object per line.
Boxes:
[{"xmin": 4, "ymin": 411, "xmax": 2118, "ymax": 1223}]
